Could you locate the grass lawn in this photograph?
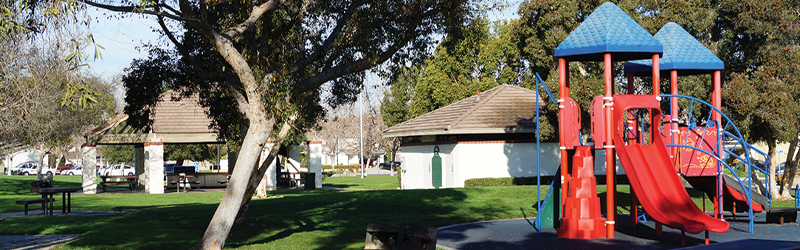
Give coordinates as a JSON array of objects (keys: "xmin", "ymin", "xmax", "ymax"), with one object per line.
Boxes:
[
  {"xmin": 0, "ymin": 175, "xmax": 795, "ymax": 249},
  {"xmin": 320, "ymin": 176, "xmax": 399, "ymax": 190}
]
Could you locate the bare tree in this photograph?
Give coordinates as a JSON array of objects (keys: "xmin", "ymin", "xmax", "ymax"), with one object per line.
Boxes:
[
  {"xmin": 316, "ymin": 94, "xmax": 392, "ymax": 171},
  {"xmin": 0, "ymin": 30, "xmax": 116, "ymax": 175}
]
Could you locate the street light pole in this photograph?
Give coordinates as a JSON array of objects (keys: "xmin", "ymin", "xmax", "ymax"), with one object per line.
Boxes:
[{"xmin": 360, "ymin": 92, "xmax": 365, "ymax": 179}]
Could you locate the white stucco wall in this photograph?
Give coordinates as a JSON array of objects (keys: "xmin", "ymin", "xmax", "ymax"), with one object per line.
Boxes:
[
  {"xmin": 400, "ymin": 142, "xmax": 561, "ymax": 189},
  {"xmin": 400, "ymin": 141, "xmax": 628, "ymax": 190}
]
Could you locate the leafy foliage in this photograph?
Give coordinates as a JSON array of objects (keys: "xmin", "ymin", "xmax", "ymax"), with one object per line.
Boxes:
[
  {"xmin": 99, "ymin": 145, "xmax": 133, "ymax": 165},
  {"xmin": 165, "ymin": 144, "xmax": 219, "ymax": 166},
  {"xmin": 382, "ymin": 18, "xmax": 525, "ymax": 123}
]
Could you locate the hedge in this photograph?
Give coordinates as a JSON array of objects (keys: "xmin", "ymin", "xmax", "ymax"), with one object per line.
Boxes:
[
  {"xmin": 396, "ymin": 167, "xmax": 402, "ymax": 185},
  {"xmin": 322, "ymin": 164, "xmax": 360, "ymax": 170},
  {"xmin": 464, "ymin": 175, "xmax": 628, "ymax": 187},
  {"xmin": 464, "ymin": 177, "xmax": 543, "ymax": 187}
]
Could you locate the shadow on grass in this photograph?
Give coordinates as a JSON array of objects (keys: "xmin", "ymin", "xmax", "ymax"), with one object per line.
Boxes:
[
  {"xmin": 224, "ymin": 188, "xmax": 518, "ymax": 250},
  {"xmin": 0, "ymin": 177, "xmax": 536, "ymax": 250}
]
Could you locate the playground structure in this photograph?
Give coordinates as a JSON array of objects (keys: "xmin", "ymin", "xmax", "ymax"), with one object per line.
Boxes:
[{"xmin": 532, "ymin": 2, "xmax": 800, "ymax": 246}]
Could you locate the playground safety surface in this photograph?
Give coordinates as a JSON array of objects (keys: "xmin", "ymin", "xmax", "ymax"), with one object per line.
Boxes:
[{"xmin": 437, "ymin": 213, "xmax": 800, "ymax": 249}]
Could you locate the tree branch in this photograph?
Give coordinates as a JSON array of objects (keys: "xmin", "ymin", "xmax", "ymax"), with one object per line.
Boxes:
[
  {"xmin": 292, "ymin": 7, "xmax": 436, "ymax": 95},
  {"xmin": 290, "ymin": 0, "xmax": 368, "ymax": 73},
  {"xmin": 220, "ymin": 0, "xmax": 281, "ymax": 39},
  {"xmin": 82, "ymin": 0, "xmax": 195, "ymax": 23}
]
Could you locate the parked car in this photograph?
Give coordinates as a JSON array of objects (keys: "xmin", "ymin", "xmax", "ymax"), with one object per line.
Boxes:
[
  {"xmin": 17, "ymin": 163, "xmax": 38, "ymax": 175},
  {"xmin": 19, "ymin": 165, "xmax": 39, "ymax": 175},
  {"xmin": 6, "ymin": 162, "xmax": 35, "ymax": 175},
  {"xmin": 777, "ymin": 162, "xmax": 786, "ymax": 177},
  {"xmin": 62, "ymin": 166, "xmax": 82, "ymax": 175},
  {"xmin": 99, "ymin": 164, "xmax": 136, "ymax": 176},
  {"xmin": 56, "ymin": 163, "xmax": 75, "ymax": 174}
]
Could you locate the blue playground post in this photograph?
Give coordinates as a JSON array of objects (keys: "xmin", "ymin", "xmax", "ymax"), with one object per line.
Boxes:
[{"xmin": 534, "ymin": 72, "xmax": 557, "ymax": 233}]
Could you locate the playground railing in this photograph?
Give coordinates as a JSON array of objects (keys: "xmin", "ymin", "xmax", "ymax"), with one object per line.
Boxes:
[{"xmin": 661, "ymin": 94, "xmax": 768, "ymax": 233}]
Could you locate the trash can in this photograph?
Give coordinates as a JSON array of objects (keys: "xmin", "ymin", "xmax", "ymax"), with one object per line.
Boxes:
[{"xmin": 305, "ymin": 173, "xmax": 316, "ymax": 190}]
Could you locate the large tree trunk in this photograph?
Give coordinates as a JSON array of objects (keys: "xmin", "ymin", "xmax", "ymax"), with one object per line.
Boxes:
[
  {"xmin": 766, "ymin": 140, "xmax": 780, "ymax": 199},
  {"xmin": 233, "ymin": 120, "xmax": 294, "ymax": 226},
  {"xmin": 193, "ymin": 113, "xmax": 273, "ymax": 250},
  {"xmin": 193, "ymin": 31, "xmax": 277, "ymax": 249},
  {"xmin": 779, "ymin": 129, "xmax": 800, "ymax": 198}
]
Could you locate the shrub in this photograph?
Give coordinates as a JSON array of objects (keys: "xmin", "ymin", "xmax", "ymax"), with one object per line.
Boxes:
[
  {"xmin": 396, "ymin": 167, "xmax": 402, "ymax": 185},
  {"xmin": 322, "ymin": 164, "xmax": 360, "ymax": 170}
]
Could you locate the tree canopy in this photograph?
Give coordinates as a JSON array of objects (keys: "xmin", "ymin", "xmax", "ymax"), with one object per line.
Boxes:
[
  {"xmin": 382, "ymin": 18, "xmax": 525, "ymax": 124},
  {"xmin": 514, "ymin": 0, "xmax": 800, "ymax": 196},
  {"xmin": 82, "ymin": 0, "xmax": 481, "ymax": 248}
]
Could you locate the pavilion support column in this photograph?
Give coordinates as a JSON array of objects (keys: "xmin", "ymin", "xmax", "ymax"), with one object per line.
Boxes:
[
  {"xmin": 134, "ymin": 144, "xmax": 146, "ymax": 189},
  {"xmin": 309, "ymin": 141, "xmax": 323, "ymax": 188},
  {"xmin": 256, "ymin": 143, "xmax": 277, "ymax": 197},
  {"xmin": 5, "ymin": 155, "xmax": 11, "ymax": 176},
  {"xmin": 81, "ymin": 144, "xmax": 98, "ymax": 194},
  {"xmin": 144, "ymin": 141, "xmax": 164, "ymax": 194}
]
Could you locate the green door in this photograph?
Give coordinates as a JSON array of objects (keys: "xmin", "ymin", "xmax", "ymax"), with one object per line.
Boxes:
[{"xmin": 432, "ymin": 146, "xmax": 442, "ymax": 188}]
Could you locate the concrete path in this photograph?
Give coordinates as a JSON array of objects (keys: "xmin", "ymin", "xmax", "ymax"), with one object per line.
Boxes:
[{"xmin": 0, "ymin": 234, "xmax": 80, "ymax": 250}]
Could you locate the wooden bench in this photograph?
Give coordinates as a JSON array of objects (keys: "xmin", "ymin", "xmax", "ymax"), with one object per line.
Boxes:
[
  {"xmin": 100, "ymin": 175, "xmax": 138, "ymax": 192},
  {"xmin": 277, "ymin": 172, "xmax": 300, "ymax": 188},
  {"xmin": 767, "ymin": 207, "xmax": 800, "ymax": 224},
  {"xmin": 16, "ymin": 198, "xmax": 55, "ymax": 215},
  {"xmin": 364, "ymin": 223, "xmax": 438, "ymax": 250},
  {"xmin": 216, "ymin": 174, "xmax": 232, "ymax": 184}
]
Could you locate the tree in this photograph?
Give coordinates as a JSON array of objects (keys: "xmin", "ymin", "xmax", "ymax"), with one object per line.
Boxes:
[
  {"xmin": 166, "ymin": 144, "xmax": 218, "ymax": 166},
  {"xmin": 514, "ymin": 0, "xmax": 800, "ymax": 199},
  {"xmin": 99, "ymin": 145, "xmax": 134, "ymax": 164},
  {"xmin": 409, "ymin": 18, "xmax": 524, "ymax": 118},
  {"xmin": 83, "ymin": 0, "xmax": 477, "ymax": 248},
  {"xmin": 0, "ymin": 0, "xmax": 103, "ymax": 108},
  {"xmin": 713, "ymin": 1, "xmax": 800, "ymax": 199},
  {"xmin": 0, "ymin": 30, "xmax": 116, "ymax": 174},
  {"xmin": 316, "ymin": 113, "xmax": 355, "ymax": 167},
  {"xmin": 381, "ymin": 18, "xmax": 524, "ymax": 125}
]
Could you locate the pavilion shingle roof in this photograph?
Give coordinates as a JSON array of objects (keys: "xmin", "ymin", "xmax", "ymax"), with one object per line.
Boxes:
[
  {"xmin": 383, "ymin": 85, "xmax": 545, "ymax": 138},
  {"xmin": 151, "ymin": 91, "xmax": 215, "ymax": 134},
  {"xmin": 85, "ymin": 91, "xmax": 216, "ymax": 138}
]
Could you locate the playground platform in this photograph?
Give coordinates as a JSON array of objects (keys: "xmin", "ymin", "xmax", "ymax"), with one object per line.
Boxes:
[{"xmin": 437, "ymin": 213, "xmax": 800, "ymax": 249}]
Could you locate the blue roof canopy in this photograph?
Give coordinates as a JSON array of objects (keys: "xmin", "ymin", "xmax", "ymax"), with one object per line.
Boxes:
[
  {"xmin": 554, "ymin": 2, "xmax": 662, "ymax": 62},
  {"xmin": 624, "ymin": 22, "xmax": 724, "ymax": 76}
]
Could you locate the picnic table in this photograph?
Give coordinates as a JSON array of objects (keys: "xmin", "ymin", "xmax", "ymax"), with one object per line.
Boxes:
[
  {"xmin": 169, "ymin": 173, "xmax": 201, "ymax": 193},
  {"xmin": 100, "ymin": 175, "xmax": 138, "ymax": 192},
  {"xmin": 277, "ymin": 171, "xmax": 301, "ymax": 188},
  {"xmin": 30, "ymin": 187, "xmax": 81, "ymax": 216}
]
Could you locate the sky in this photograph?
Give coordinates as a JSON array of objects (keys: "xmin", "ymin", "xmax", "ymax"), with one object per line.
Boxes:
[
  {"xmin": 82, "ymin": 2, "xmax": 521, "ymax": 105},
  {"xmin": 84, "ymin": 9, "xmax": 165, "ymax": 79}
]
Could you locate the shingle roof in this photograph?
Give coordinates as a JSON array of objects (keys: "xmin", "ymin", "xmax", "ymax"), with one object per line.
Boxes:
[
  {"xmin": 383, "ymin": 85, "xmax": 545, "ymax": 138},
  {"xmin": 151, "ymin": 91, "xmax": 215, "ymax": 134},
  {"xmin": 624, "ymin": 22, "xmax": 724, "ymax": 76},
  {"xmin": 85, "ymin": 91, "xmax": 219, "ymax": 144},
  {"xmin": 554, "ymin": 2, "xmax": 662, "ymax": 62}
]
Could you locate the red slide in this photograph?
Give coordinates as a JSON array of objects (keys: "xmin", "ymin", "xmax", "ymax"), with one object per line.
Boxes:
[{"xmin": 613, "ymin": 95, "xmax": 729, "ymax": 234}]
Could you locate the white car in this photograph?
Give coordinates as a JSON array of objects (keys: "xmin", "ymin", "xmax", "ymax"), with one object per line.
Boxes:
[
  {"xmin": 18, "ymin": 165, "xmax": 57, "ymax": 176},
  {"xmin": 99, "ymin": 164, "xmax": 136, "ymax": 176},
  {"xmin": 7, "ymin": 162, "xmax": 35, "ymax": 175},
  {"xmin": 62, "ymin": 166, "xmax": 83, "ymax": 175}
]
